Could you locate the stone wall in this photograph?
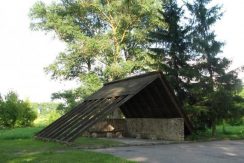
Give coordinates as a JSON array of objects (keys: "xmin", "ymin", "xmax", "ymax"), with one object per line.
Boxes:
[
  {"xmin": 84, "ymin": 118, "xmax": 184, "ymax": 141},
  {"xmin": 126, "ymin": 118, "xmax": 184, "ymax": 141}
]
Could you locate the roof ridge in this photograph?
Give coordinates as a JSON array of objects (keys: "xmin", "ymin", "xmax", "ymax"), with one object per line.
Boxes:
[{"xmin": 104, "ymin": 71, "xmax": 162, "ymax": 86}]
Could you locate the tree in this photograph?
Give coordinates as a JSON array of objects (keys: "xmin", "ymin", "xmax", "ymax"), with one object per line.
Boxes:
[
  {"xmin": 31, "ymin": 102, "xmax": 60, "ymax": 115},
  {"xmin": 52, "ymin": 72, "xmax": 102, "ymax": 113},
  {"xmin": 29, "ymin": 0, "xmax": 109, "ymax": 80},
  {"xmin": 0, "ymin": 92, "xmax": 20, "ymax": 128},
  {"xmin": 29, "ymin": 0, "xmax": 161, "ymax": 109},
  {"xmin": 29, "ymin": 0, "xmax": 160, "ymax": 81},
  {"xmin": 226, "ymin": 87, "xmax": 244, "ymax": 126},
  {"xmin": 0, "ymin": 91, "xmax": 37, "ymax": 128},
  {"xmin": 187, "ymin": 0, "xmax": 242, "ymax": 135},
  {"xmin": 148, "ymin": 0, "xmax": 194, "ymax": 103},
  {"xmin": 16, "ymin": 100, "xmax": 37, "ymax": 127}
]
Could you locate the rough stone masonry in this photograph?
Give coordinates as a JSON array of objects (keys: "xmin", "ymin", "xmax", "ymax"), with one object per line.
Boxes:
[
  {"xmin": 86, "ymin": 118, "xmax": 184, "ymax": 141},
  {"xmin": 126, "ymin": 118, "xmax": 184, "ymax": 141}
]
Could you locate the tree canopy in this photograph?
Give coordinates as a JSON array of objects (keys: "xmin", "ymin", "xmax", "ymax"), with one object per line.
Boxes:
[{"xmin": 29, "ymin": 0, "xmax": 161, "ymax": 81}]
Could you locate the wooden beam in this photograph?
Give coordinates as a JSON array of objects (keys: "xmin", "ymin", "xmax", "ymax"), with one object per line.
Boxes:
[
  {"xmin": 57, "ymin": 97, "xmax": 115, "ymax": 141},
  {"xmin": 36, "ymin": 101, "xmax": 89, "ymax": 137},
  {"xmin": 65, "ymin": 95, "xmax": 133, "ymax": 142},
  {"xmin": 44, "ymin": 99, "xmax": 105, "ymax": 139},
  {"xmin": 50, "ymin": 98, "xmax": 111, "ymax": 140}
]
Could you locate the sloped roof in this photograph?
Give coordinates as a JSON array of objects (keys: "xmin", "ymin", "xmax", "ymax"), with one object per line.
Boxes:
[
  {"xmin": 35, "ymin": 71, "xmax": 193, "ymax": 143},
  {"xmin": 86, "ymin": 73, "xmax": 159, "ymax": 100}
]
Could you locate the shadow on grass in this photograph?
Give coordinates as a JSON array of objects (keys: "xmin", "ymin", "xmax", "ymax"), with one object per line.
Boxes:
[
  {"xmin": 0, "ymin": 127, "xmax": 135, "ymax": 163},
  {"xmin": 5, "ymin": 150, "xmax": 134, "ymax": 163}
]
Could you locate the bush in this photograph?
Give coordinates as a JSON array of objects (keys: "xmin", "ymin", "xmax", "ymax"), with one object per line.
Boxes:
[
  {"xmin": 228, "ymin": 118, "xmax": 243, "ymax": 126},
  {"xmin": 16, "ymin": 100, "xmax": 37, "ymax": 127},
  {"xmin": 0, "ymin": 91, "xmax": 37, "ymax": 128},
  {"xmin": 46, "ymin": 110, "xmax": 61, "ymax": 124}
]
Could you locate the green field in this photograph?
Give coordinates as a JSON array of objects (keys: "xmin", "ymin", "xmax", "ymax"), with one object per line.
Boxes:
[{"xmin": 0, "ymin": 127, "xmax": 133, "ymax": 163}]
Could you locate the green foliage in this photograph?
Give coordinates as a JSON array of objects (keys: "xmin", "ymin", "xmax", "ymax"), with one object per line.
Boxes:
[
  {"xmin": 0, "ymin": 92, "xmax": 20, "ymax": 128},
  {"xmin": 227, "ymin": 93, "xmax": 244, "ymax": 125},
  {"xmin": 46, "ymin": 110, "xmax": 62, "ymax": 125},
  {"xmin": 29, "ymin": 0, "xmax": 161, "ymax": 81},
  {"xmin": 29, "ymin": 0, "xmax": 161, "ymax": 110},
  {"xmin": 228, "ymin": 118, "xmax": 244, "ymax": 126},
  {"xmin": 208, "ymin": 90, "xmax": 235, "ymax": 122},
  {"xmin": 52, "ymin": 73, "xmax": 103, "ymax": 113},
  {"xmin": 185, "ymin": 104, "xmax": 209, "ymax": 130},
  {"xmin": 240, "ymin": 88, "xmax": 244, "ymax": 97},
  {"xmin": 77, "ymin": 72, "xmax": 103, "ymax": 98},
  {"xmin": 16, "ymin": 100, "xmax": 37, "ymax": 127},
  {"xmin": 0, "ymin": 92, "xmax": 37, "ymax": 128},
  {"xmin": 33, "ymin": 109, "xmax": 62, "ymax": 127},
  {"xmin": 31, "ymin": 102, "xmax": 59, "ymax": 115},
  {"xmin": 52, "ymin": 90, "xmax": 79, "ymax": 113},
  {"xmin": 187, "ymin": 124, "xmax": 244, "ymax": 140},
  {"xmin": 31, "ymin": 102, "xmax": 61, "ymax": 127},
  {"xmin": 149, "ymin": 0, "xmax": 194, "ymax": 103},
  {"xmin": 184, "ymin": 0, "xmax": 243, "ymax": 134}
]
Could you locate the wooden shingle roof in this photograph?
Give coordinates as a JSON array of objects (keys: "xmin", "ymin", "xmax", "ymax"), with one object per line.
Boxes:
[{"xmin": 35, "ymin": 71, "xmax": 193, "ymax": 142}]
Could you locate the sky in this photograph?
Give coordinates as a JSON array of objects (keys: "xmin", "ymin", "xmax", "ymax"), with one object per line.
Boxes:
[{"xmin": 0, "ymin": 0, "xmax": 243, "ymax": 102}]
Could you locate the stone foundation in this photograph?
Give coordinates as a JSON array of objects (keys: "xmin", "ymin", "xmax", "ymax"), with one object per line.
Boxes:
[
  {"xmin": 126, "ymin": 118, "xmax": 184, "ymax": 141},
  {"xmin": 83, "ymin": 118, "xmax": 184, "ymax": 141}
]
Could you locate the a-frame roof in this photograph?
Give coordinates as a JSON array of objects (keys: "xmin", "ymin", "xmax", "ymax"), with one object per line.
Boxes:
[{"xmin": 35, "ymin": 71, "xmax": 193, "ymax": 143}]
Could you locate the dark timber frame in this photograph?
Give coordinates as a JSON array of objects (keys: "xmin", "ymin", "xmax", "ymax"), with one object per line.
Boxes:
[{"xmin": 35, "ymin": 71, "xmax": 193, "ymax": 143}]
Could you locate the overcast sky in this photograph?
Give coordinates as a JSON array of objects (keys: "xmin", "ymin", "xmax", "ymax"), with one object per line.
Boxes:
[{"xmin": 0, "ymin": 0, "xmax": 243, "ymax": 102}]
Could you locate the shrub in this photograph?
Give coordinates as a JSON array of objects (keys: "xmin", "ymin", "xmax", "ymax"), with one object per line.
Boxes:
[
  {"xmin": 0, "ymin": 91, "xmax": 37, "ymax": 128},
  {"xmin": 16, "ymin": 100, "xmax": 37, "ymax": 127},
  {"xmin": 46, "ymin": 110, "xmax": 61, "ymax": 125}
]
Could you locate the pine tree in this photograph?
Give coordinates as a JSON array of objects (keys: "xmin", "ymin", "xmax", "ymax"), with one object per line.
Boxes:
[
  {"xmin": 187, "ymin": 0, "xmax": 242, "ymax": 135},
  {"xmin": 149, "ymin": 0, "xmax": 194, "ymax": 104},
  {"xmin": 187, "ymin": 0, "xmax": 224, "ymax": 93}
]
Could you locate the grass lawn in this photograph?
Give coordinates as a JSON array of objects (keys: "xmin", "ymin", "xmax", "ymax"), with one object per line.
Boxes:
[
  {"xmin": 187, "ymin": 124, "xmax": 244, "ymax": 141},
  {"xmin": 0, "ymin": 127, "xmax": 134, "ymax": 163}
]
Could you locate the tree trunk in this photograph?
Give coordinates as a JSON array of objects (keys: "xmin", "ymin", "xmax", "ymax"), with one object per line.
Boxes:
[
  {"xmin": 87, "ymin": 59, "xmax": 91, "ymax": 72},
  {"xmin": 211, "ymin": 120, "xmax": 216, "ymax": 136},
  {"xmin": 222, "ymin": 119, "xmax": 226, "ymax": 134}
]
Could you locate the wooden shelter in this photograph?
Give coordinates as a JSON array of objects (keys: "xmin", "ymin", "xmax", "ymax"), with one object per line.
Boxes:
[{"xmin": 35, "ymin": 71, "xmax": 193, "ymax": 142}]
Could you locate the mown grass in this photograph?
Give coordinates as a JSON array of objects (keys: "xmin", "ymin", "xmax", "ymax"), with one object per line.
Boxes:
[
  {"xmin": 0, "ymin": 127, "xmax": 43, "ymax": 140},
  {"xmin": 0, "ymin": 127, "xmax": 134, "ymax": 163},
  {"xmin": 187, "ymin": 124, "xmax": 244, "ymax": 141}
]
